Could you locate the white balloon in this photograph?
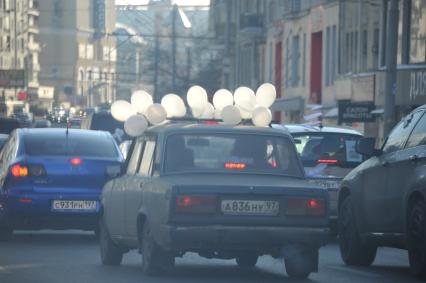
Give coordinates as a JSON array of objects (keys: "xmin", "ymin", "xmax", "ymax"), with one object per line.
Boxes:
[
  {"xmin": 234, "ymin": 86, "xmax": 256, "ymax": 113},
  {"xmin": 111, "ymin": 100, "xmax": 135, "ymax": 122},
  {"xmin": 191, "ymin": 106, "xmax": 205, "ymax": 118},
  {"xmin": 201, "ymin": 103, "xmax": 215, "ymax": 119},
  {"xmin": 213, "ymin": 109, "xmax": 222, "ymax": 119},
  {"xmin": 256, "ymin": 83, "xmax": 276, "ymax": 108},
  {"xmin": 187, "ymin": 85, "xmax": 208, "ymax": 110},
  {"xmin": 221, "ymin": 105, "xmax": 242, "ymax": 125},
  {"xmin": 131, "ymin": 90, "xmax": 153, "ymax": 114},
  {"xmin": 161, "ymin": 94, "xmax": 186, "ymax": 118},
  {"xmin": 237, "ymin": 105, "xmax": 253, "ymax": 119},
  {"xmin": 146, "ymin": 104, "xmax": 167, "ymax": 125},
  {"xmin": 252, "ymin": 106, "xmax": 272, "ymax": 127},
  {"xmin": 124, "ymin": 115, "xmax": 148, "ymax": 137},
  {"xmin": 213, "ymin": 89, "xmax": 233, "ymax": 110}
]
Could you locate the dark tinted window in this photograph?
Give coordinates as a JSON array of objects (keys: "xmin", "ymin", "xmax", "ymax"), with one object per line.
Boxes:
[
  {"xmin": 292, "ymin": 133, "xmax": 363, "ymax": 168},
  {"xmin": 406, "ymin": 111, "xmax": 426, "ymax": 148},
  {"xmin": 90, "ymin": 113, "xmax": 124, "ymax": 134},
  {"xmin": 0, "ymin": 118, "xmax": 21, "ymax": 134},
  {"xmin": 24, "ymin": 133, "xmax": 119, "ymax": 158},
  {"xmin": 164, "ymin": 133, "xmax": 303, "ymax": 177},
  {"xmin": 383, "ymin": 111, "xmax": 423, "ymax": 153}
]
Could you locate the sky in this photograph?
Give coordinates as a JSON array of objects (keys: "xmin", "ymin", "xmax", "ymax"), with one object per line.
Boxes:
[{"xmin": 116, "ymin": 0, "xmax": 210, "ymax": 6}]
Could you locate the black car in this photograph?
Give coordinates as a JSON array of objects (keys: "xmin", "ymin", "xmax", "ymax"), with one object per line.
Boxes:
[
  {"xmin": 338, "ymin": 105, "xmax": 426, "ymax": 280},
  {"xmin": 99, "ymin": 122, "xmax": 330, "ymax": 279},
  {"xmin": 0, "ymin": 117, "xmax": 22, "ymax": 134},
  {"xmin": 81, "ymin": 112, "xmax": 127, "ymax": 143}
]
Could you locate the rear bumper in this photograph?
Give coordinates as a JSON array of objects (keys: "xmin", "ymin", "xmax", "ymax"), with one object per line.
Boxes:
[
  {"xmin": 0, "ymin": 192, "xmax": 101, "ymax": 231},
  {"xmin": 157, "ymin": 224, "xmax": 330, "ymax": 252}
]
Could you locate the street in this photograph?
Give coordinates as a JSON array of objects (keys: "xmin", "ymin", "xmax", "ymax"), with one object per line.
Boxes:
[{"xmin": 0, "ymin": 231, "xmax": 417, "ymax": 283}]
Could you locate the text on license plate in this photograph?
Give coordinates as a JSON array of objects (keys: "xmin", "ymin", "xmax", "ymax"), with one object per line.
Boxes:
[
  {"xmin": 52, "ymin": 200, "xmax": 97, "ymax": 211},
  {"xmin": 221, "ymin": 200, "xmax": 279, "ymax": 216},
  {"xmin": 309, "ymin": 179, "xmax": 340, "ymax": 189}
]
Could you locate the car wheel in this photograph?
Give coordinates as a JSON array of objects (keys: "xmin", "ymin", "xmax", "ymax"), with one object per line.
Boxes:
[
  {"xmin": 0, "ymin": 226, "xmax": 13, "ymax": 241},
  {"xmin": 284, "ymin": 248, "xmax": 317, "ymax": 279},
  {"xmin": 407, "ymin": 200, "xmax": 426, "ymax": 280},
  {"xmin": 141, "ymin": 221, "xmax": 174, "ymax": 276},
  {"xmin": 99, "ymin": 220, "xmax": 123, "ymax": 266},
  {"xmin": 338, "ymin": 196, "xmax": 377, "ymax": 266},
  {"xmin": 236, "ymin": 254, "xmax": 258, "ymax": 268}
]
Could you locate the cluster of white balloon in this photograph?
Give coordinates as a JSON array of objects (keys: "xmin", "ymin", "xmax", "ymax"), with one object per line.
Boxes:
[{"xmin": 110, "ymin": 83, "xmax": 276, "ymax": 137}]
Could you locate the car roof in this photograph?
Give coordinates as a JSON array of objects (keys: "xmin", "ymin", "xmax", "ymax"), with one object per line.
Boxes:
[
  {"xmin": 17, "ymin": 128, "xmax": 112, "ymax": 139},
  {"xmin": 273, "ymin": 124, "xmax": 363, "ymax": 136},
  {"xmin": 145, "ymin": 122, "xmax": 293, "ymax": 137}
]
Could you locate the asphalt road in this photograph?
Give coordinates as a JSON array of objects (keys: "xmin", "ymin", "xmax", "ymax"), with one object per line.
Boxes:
[{"xmin": 0, "ymin": 231, "xmax": 418, "ymax": 283}]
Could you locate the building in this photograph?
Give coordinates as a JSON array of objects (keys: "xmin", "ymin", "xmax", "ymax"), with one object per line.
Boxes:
[
  {"xmin": 0, "ymin": 0, "xmax": 41, "ymax": 115},
  {"xmin": 38, "ymin": 0, "xmax": 117, "ymax": 109}
]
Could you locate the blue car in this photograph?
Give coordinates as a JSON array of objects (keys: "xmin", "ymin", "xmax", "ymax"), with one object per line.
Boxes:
[{"xmin": 0, "ymin": 128, "xmax": 124, "ymax": 238}]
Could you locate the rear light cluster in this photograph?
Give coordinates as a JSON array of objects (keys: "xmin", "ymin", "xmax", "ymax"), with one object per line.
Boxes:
[
  {"xmin": 285, "ymin": 197, "xmax": 326, "ymax": 217},
  {"xmin": 175, "ymin": 195, "xmax": 217, "ymax": 214},
  {"xmin": 10, "ymin": 164, "xmax": 47, "ymax": 178}
]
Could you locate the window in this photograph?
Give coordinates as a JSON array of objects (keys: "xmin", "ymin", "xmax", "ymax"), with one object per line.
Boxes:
[
  {"xmin": 382, "ymin": 111, "xmax": 423, "ymax": 153},
  {"xmin": 126, "ymin": 140, "xmax": 144, "ymax": 175},
  {"xmin": 285, "ymin": 36, "xmax": 290, "ymax": 87},
  {"xmin": 79, "ymin": 44, "xmax": 86, "ymax": 59},
  {"xmin": 164, "ymin": 133, "xmax": 303, "ymax": 177},
  {"xmin": 325, "ymin": 27, "xmax": 330, "ymax": 86},
  {"xmin": 409, "ymin": 0, "xmax": 426, "ymax": 63},
  {"xmin": 24, "ymin": 134, "xmax": 119, "ymax": 158},
  {"xmin": 139, "ymin": 140, "xmax": 156, "ymax": 176},
  {"xmin": 406, "ymin": 112, "xmax": 426, "ymax": 148},
  {"xmin": 332, "ymin": 25, "xmax": 337, "ymax": 82},
  {"xmin": 291, "ymin": 35, "xmax": 300, "ymax": 87},
  {"xmin": 87, "ymin": 44, "xmax": 94, "ymax": 60},
  {"xmin": 302, "ymin": 33, "xmax": 306, "ymax": 86}
]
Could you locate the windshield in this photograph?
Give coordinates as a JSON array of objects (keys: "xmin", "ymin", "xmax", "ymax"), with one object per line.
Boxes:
[
  {"xmin": 164, "ymin": 133, "xmax": 303, "ymax": 177},
  {"xmin": 292, "ymin": 133, "xmax": 363, "ymax": 168},
  {"xmin": 24, "ymin": 133, "xmax": 119, "ymax": 158}
]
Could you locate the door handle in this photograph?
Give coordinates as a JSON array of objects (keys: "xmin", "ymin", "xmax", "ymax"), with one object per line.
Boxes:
[
  {"xmin": 409, "ymin": 155, "xmax": 419, "ymax": 162},
  {"xmin": 381, "ymin": 161, "xmax": 389, "ymax": 167},
  {"xmin": 139, "ymin": 182, "xmax": 145, "ymax": 188}
]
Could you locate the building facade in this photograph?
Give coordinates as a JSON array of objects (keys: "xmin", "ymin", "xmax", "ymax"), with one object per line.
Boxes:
[
  {"xmin": 0, "ymin": 0, "xmax": 41, "ymax": 115},
  {"xmin": 38, "ymin": 0, "xmax": 117, "ymax": 109}
]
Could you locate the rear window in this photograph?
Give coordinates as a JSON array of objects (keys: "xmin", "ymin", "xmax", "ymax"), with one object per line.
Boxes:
[
  {"xmin": 292, "ymin": 133, "xmax": 363, "ymax": 168},
  {"xmin": 164, "ymin": 133, "xmax": 303, "ymax": 177},
  {"xmin": 24, "ymin": 133, "xmax": 119, "ymax": 158},
  {"xmin": 0, "ymin": 119, "xmax": 21, "ymax": 134},
  {"xmin": 90, "ymin": 113, "xmax": 124, "ymax": 134}
]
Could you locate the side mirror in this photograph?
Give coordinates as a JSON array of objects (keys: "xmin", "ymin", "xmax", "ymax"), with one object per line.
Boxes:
[
  {"xmin": 356, "ymin": 138, "xmax": 381, "ymax": 157},
  {"xmin": 293, "ymin": 138, "xmax": 302, "ymax": 144},
  {"xmin": 106, "ymin": 165, "xmax": 122, "ymax": 178}
]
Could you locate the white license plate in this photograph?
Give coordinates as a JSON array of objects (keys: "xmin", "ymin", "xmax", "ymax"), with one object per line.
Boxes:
[
  {"xmin": 221, "ymin": 200, "xmax": 279, "ymax": 216},
  {"xmin": 309, "ymin": 179, "xmax": 340, "ymax": 190},
  {"xmin": 52, "ymin": 200, "xmax": 97, "ymax": 211}
]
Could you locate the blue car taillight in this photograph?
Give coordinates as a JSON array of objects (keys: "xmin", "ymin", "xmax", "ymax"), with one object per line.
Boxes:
[{"xmin": 10, "ymin": 163, "xmax": 47, "ymax": 178}]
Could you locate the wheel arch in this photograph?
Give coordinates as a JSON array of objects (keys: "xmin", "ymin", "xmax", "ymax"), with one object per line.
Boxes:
[
  {"xmin": 338, "ymin": 186, "xmax": 351, "ymax": 213},
  {"xmin": 406, "ymin": 191, "xmax": 425, "ymax": 222}
]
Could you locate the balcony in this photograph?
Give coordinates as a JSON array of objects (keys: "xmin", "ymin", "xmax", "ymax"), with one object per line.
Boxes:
[
  {"xmin": 28, "ymin": 24, "xmax": 39, "ymax": 34},
  {"xmin": 28, "ymin": 0, "xmax": 40, "ymax": 16},
  {"xmin": 28, "ymin": 41, "xmax": 41, "ymax": 52},
  {"xmin": 239, "ymin": 13, "xmax": 264, "ymax": 34}
]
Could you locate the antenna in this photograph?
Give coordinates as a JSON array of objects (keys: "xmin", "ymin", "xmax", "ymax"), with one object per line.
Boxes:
[{"xmin": 66, "ymin": 118, "xmax": 70, "ymax": 135}]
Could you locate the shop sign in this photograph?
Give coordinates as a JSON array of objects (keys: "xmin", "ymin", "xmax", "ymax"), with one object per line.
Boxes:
[{"xmin": 338, "ymin": 101, "xmax": 375, "ymax": 123}]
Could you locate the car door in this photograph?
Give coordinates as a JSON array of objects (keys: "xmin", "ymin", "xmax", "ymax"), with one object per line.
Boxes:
[
  {"xmin": 125, "ymin": 136, "xmax": 157, "ymax": 239},
  {"xmin": 360, "ymin": 111, "xmax": 423, "ymax": 233},
  {"xmin": 385, "ymin": 110, "xmax": 426, "ymax": 233},
  {"xmin": 107, "ymin": 139, "xmax": 144, "ymax": 237}
]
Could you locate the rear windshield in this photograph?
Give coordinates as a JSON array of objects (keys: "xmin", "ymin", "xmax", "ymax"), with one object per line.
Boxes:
[
  {"xmin": 0, "ymin": 119, "xmax": 21, "ymax": 134},
  {"xmin": 24, "ymin": 133, "xmax": 119, "ymax": 158},
  {"xmin": 292, "ymin": 133, "xmax": 363, "ymax": 168},
  {"xmin": 164, "ymin": 133, "xmax": 303, "ymax": 177},
  {"xmin": 90, "ymin": 114, "xmax": 124, "ymax": 134}
]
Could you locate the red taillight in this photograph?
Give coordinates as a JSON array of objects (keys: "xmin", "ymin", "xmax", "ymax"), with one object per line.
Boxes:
[
  {"xmin": 224, "ymin": 163, "xmax": 247, "ymax": 170},
  {"xmin": 317, "ymin": 159, "xmax": 339, "ymax": 164},
  {"xmin": 70, "ymin": 158, "xmax": 83, "ymax": 165},
  {"xmin": 11, "ymin": 164, "xmax": 29, "ymax": 177},
  {"xmin": 175, "ymin": 195, "xmax": 217, "ymax": 214},
  {"xmin": 286, "ymin": 197, "xmax": 326, "ymax": 217},
  {"xmin": 204, "ymin": 121, "xmax": 219, "ymax": 125}
]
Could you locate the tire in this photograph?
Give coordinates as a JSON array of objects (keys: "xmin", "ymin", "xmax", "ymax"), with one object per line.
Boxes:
[
  {"xmin": 141, "ymin": 221, "xmax": 174, "ymax": 276},
  {"xmin": 284, "ymin": 248, "xmax": 317, "ymax": 279},
  {"xmin": 99, "ymin": 220, "xmax": 123, "ymax": 266},
  {"xmin": 338, "ymin": 196, "xmax": 377, "ymax": 266},
  {"xmin": 0, "ymin": 226, "xmax": 13, "ymax": 241},
  {"xmin": 407, "ymin": 200, "xmax": 426, "ymax": 280},
  {"xmin": 236, "ymin": 254, "xmax": 258, "ymax": 268}
]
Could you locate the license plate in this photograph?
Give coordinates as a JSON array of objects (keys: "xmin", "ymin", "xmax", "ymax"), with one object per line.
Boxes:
[
  {"xmin": 309, "ymin": 179, "xmax": 340, "ymax": 190},
  {"xmin": 52, "ymin": 200, "xmax": 97, "ymax": 211},
  {"xmin": 221, "ymin": 200, "xmax": 279, "ymax": 216}
]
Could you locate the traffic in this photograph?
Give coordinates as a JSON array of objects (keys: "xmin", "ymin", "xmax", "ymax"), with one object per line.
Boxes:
[{"xmin": 0, "ymin": 84, "xmax": 425, "ymax": 282}]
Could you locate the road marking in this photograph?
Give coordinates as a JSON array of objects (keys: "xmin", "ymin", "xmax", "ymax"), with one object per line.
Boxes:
[{"xmin": 327, "ymin": 265, "xmax": 382, "ymax": 278}]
